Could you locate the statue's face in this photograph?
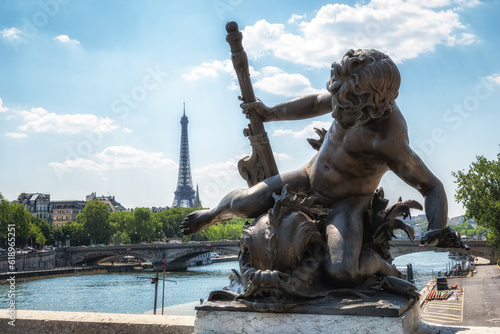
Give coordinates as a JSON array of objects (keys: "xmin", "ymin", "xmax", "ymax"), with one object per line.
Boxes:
[{"xmin": 331, "ymin": 97, "xmax": 369, "ymax": 129}]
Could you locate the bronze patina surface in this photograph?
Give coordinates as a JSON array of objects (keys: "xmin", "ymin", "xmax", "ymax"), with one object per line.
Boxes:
[{"xmin": 181, "ymin": 21, "xmax": 468, "ymax": 312}]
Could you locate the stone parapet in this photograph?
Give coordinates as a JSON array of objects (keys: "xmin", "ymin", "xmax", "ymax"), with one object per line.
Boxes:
[
  {"xmin": 0, "ymin": 310, "xmax": 195, "ymax": 334},
  {"xmin": 195, "ymin": 301, "xmax": 421, "ymax": 334}
]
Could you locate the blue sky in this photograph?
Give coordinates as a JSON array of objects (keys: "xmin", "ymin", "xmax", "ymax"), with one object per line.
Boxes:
[{"xmin": 1, "ymin": 0, "xmax": 499, "ymax": 218}]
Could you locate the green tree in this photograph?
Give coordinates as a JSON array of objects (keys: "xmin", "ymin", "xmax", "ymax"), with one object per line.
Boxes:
[
  {"xmin": 27, "ymin": 222, "xmax": 44, "ymax": 246},
  {"xmin": 0, "ymin": 194, "xmax": 8, "ymax": 243},
  {"xmin": 0, "ymin": 194, "xmax": 32, "ymax": 246},
  {"xmin": 198, "ymin": 218, "xmax": 249, "ymax": 241},
  {"xmin": 151, "ymin": 207, "xmax": 198, "ymax": 239},
  {"xmin": 76, "ymin": 200, "xmax": 111, "ymax": 244},
  {"xmin": 132, "ymin": 208, "xmax": 153, "ymax": 242},
  {"xmin": 30, "ymin": 216, "xmax": 54, "ymax": 245},
  {"xmin": 112, "ymin": 231, "xmax": 131, "ymax": 244},
  {"xmin": 109, "ymin": 211, "xmax": 134, "ymax": 235},
  {"xmin": 57, "ymin": 221, "xmax": 86, "ymax": 246},
  {"xmin": 453, "ymin": 152, "xmax": 500, "ymax": 249}
]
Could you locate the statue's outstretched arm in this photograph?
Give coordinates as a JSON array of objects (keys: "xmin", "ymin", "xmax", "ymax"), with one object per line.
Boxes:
[{"xmin": 241, "ymin": 93, "xmax": 332, "ymax": 122}]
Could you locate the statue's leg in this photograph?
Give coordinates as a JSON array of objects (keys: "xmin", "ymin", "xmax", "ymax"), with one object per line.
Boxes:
[
  {"xmin": 181, "ymin": 168, "xmax": 310, "ymax": 235},
  {"xmin": 324, "ymin": 195, "xmax": 400, "ymax": 287}
]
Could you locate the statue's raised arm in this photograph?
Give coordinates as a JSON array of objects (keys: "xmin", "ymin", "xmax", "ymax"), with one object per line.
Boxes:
[
  {"xmin": 240, "ymin": 93, "xmax": 333, "ymax": 122},
  {"xmin": 226, "ymin": 21, "xmax": 278, "ymax": 186}
]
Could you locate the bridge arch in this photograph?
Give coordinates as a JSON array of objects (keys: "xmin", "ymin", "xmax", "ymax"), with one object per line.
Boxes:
[
  {"xmin": 61, "ymin": 242, "xmax": 240, "ymax": 270},
  {"xmin": 73, "ymin": 251, "xmax": 153, "ymax": 265}
]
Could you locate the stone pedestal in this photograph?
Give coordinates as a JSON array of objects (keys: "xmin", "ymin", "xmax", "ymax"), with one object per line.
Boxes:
[{"xmin": 194, "ymin": 293, "xmax": 421, "ymax": 334}]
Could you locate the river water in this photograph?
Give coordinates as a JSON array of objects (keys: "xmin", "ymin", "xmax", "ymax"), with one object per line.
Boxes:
[{"xmin": 0, "ymin": 251, "xmax": 452, "ymax": 314}]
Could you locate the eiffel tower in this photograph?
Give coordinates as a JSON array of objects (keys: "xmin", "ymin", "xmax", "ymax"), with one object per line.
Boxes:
[{"xmin": 172, "ymin": 104, "xmax": 199, "ymax": 208}]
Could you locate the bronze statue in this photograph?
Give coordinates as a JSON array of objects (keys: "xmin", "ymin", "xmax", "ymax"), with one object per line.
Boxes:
[{"xmin": 181, "ymin": 22, "xmax": 467, "ymax": 310}]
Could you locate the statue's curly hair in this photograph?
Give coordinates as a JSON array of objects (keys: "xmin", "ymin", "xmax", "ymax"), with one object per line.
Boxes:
[{"xmin": 327, "ymin": 49, "xmax": 400, "ymax": 119}]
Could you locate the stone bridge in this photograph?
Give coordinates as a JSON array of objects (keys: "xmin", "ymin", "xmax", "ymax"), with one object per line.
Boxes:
[
  {"xmin": 389, "ymin": 239, "xmax": 500, "ymax": 264},
  {"xmin": 56, "ymin": 241, "xmax": 240, "ymax": 270},
  {"xmin": 3, "ymin": 239, "xmax": 497, "ymax": 273}
]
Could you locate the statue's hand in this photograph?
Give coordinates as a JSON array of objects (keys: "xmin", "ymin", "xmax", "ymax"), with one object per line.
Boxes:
[
  {"xmin": 240, "ymin": 98, "xmax": 273, "ymax": 120},
  {"xmin": 180, "ymin": 210, "xmax": 213, "ymax": 236},
  {"xmin": 420, "ymin": 226, "xmax": 469, "ymax": 250}
]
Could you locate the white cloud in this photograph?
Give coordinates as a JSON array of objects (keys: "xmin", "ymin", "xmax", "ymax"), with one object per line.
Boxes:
[
  {"xmin": 49, "ymin": 158, "xmax": 109, "ymax": 172},
  {"xmin": 49, "ymin": 146, "xmax": 177, "ymax": 173},
  {"xmin": 274, "ymin": 152, "xmax": 292, "ymax": 161},
  {"xmin": 273, "ymin": 120, "xmax": 331, "ymax": 138},
  {"xmin": 18, "ymin": 107, "xmax": 119, "ymax": 134},
  {"xmin": 242, "ymin": 1, "xmax": 477, "ymax": 67},
  {"xmin": 53, "ymin": 34, "xmax": 80, "ymax": 46},
  {"xmin": 456, "ymin": 32, "xmax": 477, "ymax": 45},
  {"xmin": 187, "ymin": 62, "xmax": 324, "ymax": 97},
  {"xmin": 0, "ymin": 98, "xmax": 8, "ymax": 112},
  {"xmin": 0, "ymin": 27, "xmax": 21, "ymax": 40},
  {"xmin": 5, "ymin": 132, "xmax": 27, "ymax": 138},
  {"xmin": 258, "ymin": 66, "xmax": 286, "ymax": 77},
  {"xmin": 408, "ymin": 0, "xmax": 451, "ymax": 7},
  {"xmin": 193, "ymin": 158, "xmax": 240, "ymax": 180},
  {"xmin": 182, "ymin": 60, "xmax": 234, "ymax": 80},
  {"xmin": 123, "ymin": 127, "xmax": 133, "ymax": 133},
  {"xmin": 485, "ymin": 74, "xmax": 500, "ymax": 85},
  {"xmin": 452, "ymin": 0, "xmax": 481, "ymax": 10},
  {"xmin": 192, "ymin": 157, "xmax": 246, "ymax": 207},
  {"xmin": 254, "ymin": 68, "xmax": 325, "ymax": 97},
  {"xmin": 288, "ymin": 14, "xmax": 306, "ymax": 24},
  {"xmin": 95, "ymin": 146, "xmax": 177, "ymax": 170},
  {"xmin": 227, "ymin": 81, "xmax": 239, "ymax": 91}
]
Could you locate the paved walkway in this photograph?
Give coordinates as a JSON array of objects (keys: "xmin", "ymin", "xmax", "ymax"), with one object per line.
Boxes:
[
  {"xmin": 459, "ymin": 264, "xmax": 500, "ymax": 327},
  {"xmin": 417, "ymin": 263, "xmax": 500, "ymax": 333}
]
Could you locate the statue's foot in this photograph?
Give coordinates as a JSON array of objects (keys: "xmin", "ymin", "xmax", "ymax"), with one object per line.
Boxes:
[
  {"xmin": 180, "ymin": 210, "xmax": 213, "ymax": 235},
  {"xmin": 373, "ymin": 276, "xmax": 419, "ymax": 300}
]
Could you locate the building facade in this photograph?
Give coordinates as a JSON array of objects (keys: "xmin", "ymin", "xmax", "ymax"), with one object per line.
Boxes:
[
  {"xmin": 52, "ymin": 200, "xmax": 86, "ymax": 227},
  {"xmin": 17, "ymin": 192, "xmax": 52, "ymax": 225},
  {"xmin": 86, "ymin": 192, "xmax": 125, "ymax": 212}
]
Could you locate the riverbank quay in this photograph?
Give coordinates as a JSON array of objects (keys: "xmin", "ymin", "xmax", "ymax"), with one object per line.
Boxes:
[
  {"xmin": 0, "ymin": 265, "xmax": 105, "ymax": 281},
  {"xmin": 0, "ymin": 309, "xmax": 195, "ymax": 333},
  {"xmin": 416, "ymin": 262, "xmax": 500, "ymax": 333},
  {"xmin": 211, "ymin": 255, "xmax": 238, "ymax": 263}
]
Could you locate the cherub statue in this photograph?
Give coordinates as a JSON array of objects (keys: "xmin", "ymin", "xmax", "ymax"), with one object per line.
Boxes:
[{"xmin": 181, "ymin": 49, "xmax": 466, "ymax": 292}]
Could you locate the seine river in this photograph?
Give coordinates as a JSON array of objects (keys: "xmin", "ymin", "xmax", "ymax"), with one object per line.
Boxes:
[{"xmin": 0, "ymin": 252, "xmax": 452, "ymax": 314}]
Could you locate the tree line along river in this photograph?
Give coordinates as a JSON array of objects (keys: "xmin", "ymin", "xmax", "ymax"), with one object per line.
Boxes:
[{"xmin": 0, "ymin": 252, "xmax": 452, "ymax": 314}]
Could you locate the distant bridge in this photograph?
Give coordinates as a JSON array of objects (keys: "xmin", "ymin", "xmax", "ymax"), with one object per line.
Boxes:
[
  {"xmin": 390, "ymin": 239, "xmax": 500, "ymax": 264},
  {"xmin": 56, "ymin": 242, "xmax": 240, "ymax": 270},
  {"xmin": 56, "ymin": 239, "xmax": 499, "ymax": 271},
  {"xmin": 2, "ymin": 239, "xmax": 497, "ymax": 274}
]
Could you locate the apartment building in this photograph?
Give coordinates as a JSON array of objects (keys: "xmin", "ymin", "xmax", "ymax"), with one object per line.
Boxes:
[
  {"xmin": 86, "ymin": 192, "xmax": 125, "ymax": 212},
  {"xmin": 16, "ymin": 192, "xmax": 53, "ymax": 225},
  {"xmin": 52, "ymin": 200, "xmax": 86, "ymax": 227}
]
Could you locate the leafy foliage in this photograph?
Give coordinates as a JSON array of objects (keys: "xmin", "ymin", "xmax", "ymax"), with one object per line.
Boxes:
[
  {"xmin": 0, "ymin": 194, "xmax": 51, "ymax": 247},
  {"xmin": 1, "ymin": 194, "xmax": 248, "ymax": 247},
  {"xmin": 112, "ymin": 231, "xmax": 131, "ymax": 244},
  {"xmin": 76, "ymin": 200, "xmax": 111, "ymax": 244},
  {"xmin": 453, "ymin": 152, "xmax": 500, "ymax": 249},
  {"xmin": 197, "ymin": 218, "xmax": 250, "ymax": 241},
  {"xmin": 452, "ymin": 221, "xmax": 488, "ymax": 239}
]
